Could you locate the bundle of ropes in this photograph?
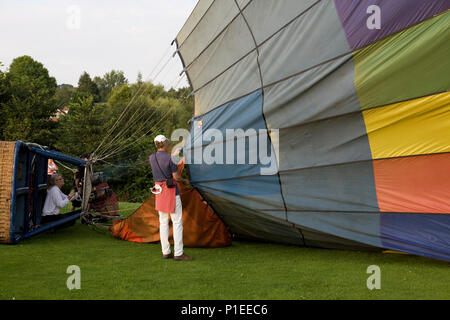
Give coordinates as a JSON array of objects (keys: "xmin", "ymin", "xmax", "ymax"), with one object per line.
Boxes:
[
  {"xmin": 77, "ymin": 42, "xmax": 190, "ymax": 228},
  {"xmin": 78, "ymin": 7, "xmax": 236, "ymax": 228}
]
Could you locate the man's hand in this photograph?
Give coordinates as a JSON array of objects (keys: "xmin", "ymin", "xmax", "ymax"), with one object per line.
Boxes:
[{"xmin": 173, "ymin": 172, "xmax": 189, "ymax": 185}]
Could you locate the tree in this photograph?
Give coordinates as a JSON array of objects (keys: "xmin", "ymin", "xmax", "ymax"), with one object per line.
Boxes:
[
  {"xmin": 1, "ymin": 56, "xmax": 58, "ymax": 145},
  {"xmin": 55, "ymin": 96, "xmax": 110, "ymax": 157},
  {"xmin": 75, "ymin": 71, "xmax": 99, "ymax": 102},
  {"xmin": 94, "ymin": 70, "xmax": 128, "ymax": 102},
  {"xmin": 55, "ymin": 84, "xmax": 75, "ymax": 108},
  {"xmin": 136, "ymin": 71, "xmax": 143, "ymax": 85},
  {"xmin": 0, "ymin": 62, "xmax": 9, "ymax": 139}
]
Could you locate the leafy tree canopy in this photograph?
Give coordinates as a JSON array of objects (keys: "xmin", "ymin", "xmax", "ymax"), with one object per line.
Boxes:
[
  {"xmin": 1, "ymin": 56, "xmax": 58, "ymax": 145},
  {"xmin": 94, "ymin": 70, "xmax": 128, "ymax": 102},
  {"xmin": 55, "ymin": 84, "xmax": 75, "ymax": 109},
  {"xmin": 76, "ymin": 71, "xmax": 99, "ymax": 102}
]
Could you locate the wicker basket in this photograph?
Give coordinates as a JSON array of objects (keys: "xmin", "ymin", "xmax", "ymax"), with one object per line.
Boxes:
[{"xmin": 0, "ymin": 141, "xmax": 16, "ymax": 243}]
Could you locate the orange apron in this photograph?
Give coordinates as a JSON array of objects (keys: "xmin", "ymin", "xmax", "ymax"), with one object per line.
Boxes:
[{"xmin": 154, "ymin": 181, "xmax": 176, "ymax": 213}]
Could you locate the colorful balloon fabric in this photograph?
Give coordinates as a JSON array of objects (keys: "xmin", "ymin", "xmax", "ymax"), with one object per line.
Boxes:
[{"xmin": 175, "ymin": 0, "xmax": 450, "ymax": 260}]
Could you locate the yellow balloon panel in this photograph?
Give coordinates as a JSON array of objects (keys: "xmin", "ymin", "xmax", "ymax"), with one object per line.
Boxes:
[{"xmin": 363, "ymin": 91, "xmax": 450, "ymax": 159}]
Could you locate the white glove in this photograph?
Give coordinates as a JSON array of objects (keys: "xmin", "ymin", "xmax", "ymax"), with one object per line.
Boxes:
[{"xmin": 70, "ymin": 192, "xmax": 81, "ymax": 201}]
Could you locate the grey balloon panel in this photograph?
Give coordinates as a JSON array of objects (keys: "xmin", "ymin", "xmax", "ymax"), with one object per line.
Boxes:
[
  {"xmin": 279, "ymin": 161, "xmax": 380, "ymax": 213},
  {"xmin": 263, "ymin": 56, "xmax": 360, "ymax": 129},
  {"xmin": 286, "ymin": 211, "xmax": 383, "ymax": 248},
  {"xmin": 178, "ymin": 0, "xmax": 239, "ymax": 66},
  {"xmin": 241, "ymin": 0, "xmax": 318, "ymax": 45},
  {"xmin": 176, "ymin": 0, "xmax": 214, "ymax": 46},
  {"xmin": 193, "ymin": 52, "xmax": 261, "ymax": 116},
  {"xmin": 202, "ymin": 191, "xmax": 303, "ymax": 246},
  {"xmin": 258, "ymin": 0, "xmax": 351, "ymax": 86},
  {"xmin": 277, "ymin": 111, "xmax": 372, "ymax": 171},
  {"xmin": 300, "ymin": 225, "xmax": 381, "ymax": 251},
  {"xmin": 187, "ymin": 14, "xmax": 255, "ymax": 90}
]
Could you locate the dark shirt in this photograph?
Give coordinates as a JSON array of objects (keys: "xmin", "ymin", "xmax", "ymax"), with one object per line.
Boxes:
[
  {"xmin": 73, "ymin": 166, "xmax": 84, "ymax": 190},
  {"xmin": 150, "ymin": 150, "xmax": 179, "ymax": 195},
  {"xmin": 75, "ymin": 166, "xmax": 84, "ymax": 181}
]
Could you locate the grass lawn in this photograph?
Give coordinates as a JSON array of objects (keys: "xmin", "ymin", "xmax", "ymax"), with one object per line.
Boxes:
[{"xmin": 0, "ymin": 202, "xmax": 448, "ymax": 300}]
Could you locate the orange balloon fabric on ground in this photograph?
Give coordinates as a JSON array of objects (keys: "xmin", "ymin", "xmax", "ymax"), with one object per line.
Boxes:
[{"xmin": 110, "ymin": 163, "xmax": 232, "ymax": 247}]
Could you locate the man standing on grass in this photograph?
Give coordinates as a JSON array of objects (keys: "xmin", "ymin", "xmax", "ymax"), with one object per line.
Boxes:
[{"xmin": 149, "ymin": 134, "xmax": 192, "ymax": 261}]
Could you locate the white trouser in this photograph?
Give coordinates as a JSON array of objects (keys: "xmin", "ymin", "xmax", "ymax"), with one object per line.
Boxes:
[{"xmin": 158, "ymin": 195, "xmax": 183, "ymax": 256}]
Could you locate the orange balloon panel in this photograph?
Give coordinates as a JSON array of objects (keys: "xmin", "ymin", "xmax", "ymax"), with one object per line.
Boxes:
[{"xmin": 373, "ymin": 153, "xmax": 450, "ymax": 213}]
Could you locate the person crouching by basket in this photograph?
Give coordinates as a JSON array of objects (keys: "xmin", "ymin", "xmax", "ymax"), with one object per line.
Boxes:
[
  {"xmin": 149, "ymin": 134, "xmax": 191, "ymax": 261},
  {"xmin": 71, "ymin": 154, "xmax": 88, "ymax": 212},
  {"xmin": 41, "ymin": 174, "xmax": 79, "ymax": 228}
]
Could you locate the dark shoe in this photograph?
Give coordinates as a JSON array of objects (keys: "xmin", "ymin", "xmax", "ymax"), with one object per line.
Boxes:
[
  {"xmin": 174, "ymin": 253, "xmax": 192, "ymax": 261},
  {"xmin": 162, "ymin": 253, "xmax": 174, "ymax": 259}
]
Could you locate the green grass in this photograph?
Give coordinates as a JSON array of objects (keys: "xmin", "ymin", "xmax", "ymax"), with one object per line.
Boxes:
[{"xmin": 0, "ymin": 202, "xmax": 449, "ymax": 300}]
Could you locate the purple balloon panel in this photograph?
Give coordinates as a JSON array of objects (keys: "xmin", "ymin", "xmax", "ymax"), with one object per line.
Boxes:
[{"xmin": 333, "ymin": 0, "xmax": 450, "ymax": 50}]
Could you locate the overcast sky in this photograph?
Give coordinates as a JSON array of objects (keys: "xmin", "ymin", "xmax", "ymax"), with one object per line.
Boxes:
[{"xmin": 0, "ymin": 0, "xmax": 198, "ymax": 89}]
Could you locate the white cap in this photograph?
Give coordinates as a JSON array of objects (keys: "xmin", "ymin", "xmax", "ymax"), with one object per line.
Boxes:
[{"xmin": 154, "ymin": 134, "xmax": 167, "ymax": 143}]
